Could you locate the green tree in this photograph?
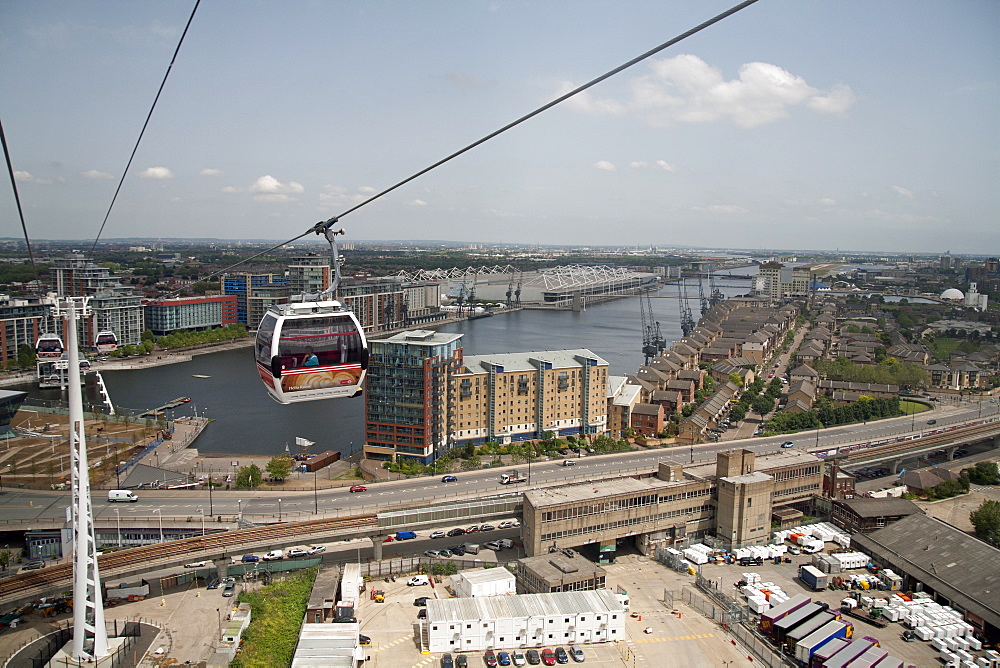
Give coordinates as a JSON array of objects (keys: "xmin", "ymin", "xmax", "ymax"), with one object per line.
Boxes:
[
  {"xmin": 236, "ymin": 463, "xmax": 264, "ymax": 488},
  {"xmin": 729, "ymin": 404, "xmax": 747, "ymax": 422},
  {"xmin": 16, "ymin": 344, "xmax": 36, "ymax": 368},
  {"xmin": 970, "ymin": 500, "xmax": 1000, "ymax": 548},
  {"xmin": 751, "ymin": 395, "xmax": 775, "ymax": 418},
  {"xmin": 966, "ymin": 461, "xmax": 1000, "ymax": 485},
  {"xmin": 266, "ymin": 455, "xmax": 294, "ymax": 481}
]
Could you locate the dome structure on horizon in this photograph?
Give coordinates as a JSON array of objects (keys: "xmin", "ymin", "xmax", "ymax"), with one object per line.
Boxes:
[{"xmin": 940, "ymin": 288, "xmax": 965, "ymax": 301}]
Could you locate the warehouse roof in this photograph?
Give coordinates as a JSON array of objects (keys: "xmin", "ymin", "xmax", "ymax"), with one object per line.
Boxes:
[
  {"xmin": 453, "ymin": 566, "xmax": 515, "ymax": 586},
  {"xmin": 425, "ymin": 589, "xmax": 624, "ymax": 623},
  {"xmin": 852, "ymin": 514, "xmax": 1000, "ymax": 630},
  {"xmin": 835, "ymin": 497, "xmax": 921, "ymax": 518}
]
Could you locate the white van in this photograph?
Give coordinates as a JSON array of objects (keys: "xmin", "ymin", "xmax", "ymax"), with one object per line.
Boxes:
[
  {"xmin": 108, "ymin": 490, "xmax": 138, "ymax": 503},
  {"xmin": 263, "ymin": 550, "xmax": 284, "ymax": 561},
  {"xmin": 407, "ymin": 575, "xmax": 430, "ymax": 587}
]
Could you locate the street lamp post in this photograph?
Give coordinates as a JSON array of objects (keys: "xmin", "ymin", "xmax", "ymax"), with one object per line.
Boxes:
[
  {"xmin": 114, "ymin": 508, "xmax": 121, "ymax": 548},
  {"xmin": 197, "ymin": 507, "xmax": 205, "ymax": 536},
  {"xmin": 237, "ymin": 499, "xmax": 242, "ymax": 521},
  {"xmin": 208, "ymin": 469, "xmax": 214, "ymax": 516},
  {"xmin": 313, "ymin": 471, "xmax": 318, "ymax": 515},
  {"xmin": 153, "ymin": 508, "xmax": 163, "ymax": 543},
  {"xmin": 278, "ymin": 498, "xmax": 282, "ymax": 522}
]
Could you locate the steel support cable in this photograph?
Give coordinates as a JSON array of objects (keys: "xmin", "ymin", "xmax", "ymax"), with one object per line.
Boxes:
[
  {"xmin": 0, "ymin": 116, "xmax": 36, "ymax": 269},
  {"xmin": 208, "ymin": 0, "xmax": 760, "ymax": 280},
  {"xmin": 89, "ymin": 0, "xmax": 201, "ymax": 254}
]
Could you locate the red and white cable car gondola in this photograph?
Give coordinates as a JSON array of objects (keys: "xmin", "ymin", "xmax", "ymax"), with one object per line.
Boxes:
[
  {"xmin": 35, "ymin": 333, "xmax": 65, "ymax": 359},
  {"xmin": 95, "ymin": 330, "xmax": 118, "ymax": 353},
  {"xmin": 254, "ymin": 222, "xmax": 368, "ymax": 404}
]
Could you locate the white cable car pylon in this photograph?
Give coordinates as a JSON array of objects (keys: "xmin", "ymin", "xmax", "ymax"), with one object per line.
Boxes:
[{"xmin": 254, "ymin": 219, "xmax": 369, "ymax": 404}]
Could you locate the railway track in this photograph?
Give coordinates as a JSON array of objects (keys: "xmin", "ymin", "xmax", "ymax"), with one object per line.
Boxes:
[
  {"xmin": 838, "ymin": 420, "xmax": 1000, "ymax": 464},
  {"xmin": 0, "ymin": 513, "xmax": 377, "ymax": 603}
]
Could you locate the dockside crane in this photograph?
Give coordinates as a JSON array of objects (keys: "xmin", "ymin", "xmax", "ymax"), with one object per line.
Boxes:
[
  {"xmin": 640, "ymin": 288, "xmax": 666, "ymax": 364},
  {"xmin": 678, "ymin": 278, "xmax": 696, "ymax": 337},
  {"xmin": 708, "ymin": 267, "xmax": 724, "ymax": 307},
  {"xmin": 697, "ymin": 275, "xmax": 710, "ymax": 315}
]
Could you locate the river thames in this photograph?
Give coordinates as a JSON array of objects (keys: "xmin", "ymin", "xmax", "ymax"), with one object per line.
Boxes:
[{"xmin": 26, "ymin": 276, "xmax": 754, "ymax": 457}]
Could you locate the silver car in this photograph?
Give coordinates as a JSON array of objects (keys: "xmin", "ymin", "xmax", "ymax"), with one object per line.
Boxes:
[{"xmin": 569, "ymin": 645, "xmax": 585, "ymax": 662}]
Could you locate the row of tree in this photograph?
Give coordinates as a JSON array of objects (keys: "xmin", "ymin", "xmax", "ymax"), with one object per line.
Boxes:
[
  {"xmin": 766, "ymin": 396, "xmax": 902, "ymax": 434},
  {"xmin": 813, "ymin": 357, "xmax": 929, "ymax": 389}
]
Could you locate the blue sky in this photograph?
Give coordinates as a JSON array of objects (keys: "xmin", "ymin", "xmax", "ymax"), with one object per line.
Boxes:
[{"xmin": 1, "ymin": 1, "xmax": 997, "ymax": 254}]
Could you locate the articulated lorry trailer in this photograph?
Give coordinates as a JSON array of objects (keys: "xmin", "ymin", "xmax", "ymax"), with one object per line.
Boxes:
[
  {"xmin": 794, "ymin": 619, "xmax": 852, "ymax": 666},
  {"xmin": 761, "ymin": 594, "xmax": 811, "ymax": 635}
]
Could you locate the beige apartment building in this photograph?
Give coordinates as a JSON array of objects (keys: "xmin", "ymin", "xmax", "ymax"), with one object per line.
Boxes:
[{"xmin": 450, "ymin": 349, "xmax": 609, "ymax": 445}]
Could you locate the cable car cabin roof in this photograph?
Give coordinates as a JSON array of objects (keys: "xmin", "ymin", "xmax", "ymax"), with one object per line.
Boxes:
[{"xmin": 266, "ymin": 300, "xmax": 352, "ymax": 317}]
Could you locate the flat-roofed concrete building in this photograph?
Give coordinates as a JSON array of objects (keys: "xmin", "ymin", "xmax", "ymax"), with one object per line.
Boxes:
[
  {"xmin": 515, "ymin": 554, "xmax": 607, "ymax": 594},
  {"xmin": 522, "ymin": 449, "xmax": 823, "ymax": 558}
]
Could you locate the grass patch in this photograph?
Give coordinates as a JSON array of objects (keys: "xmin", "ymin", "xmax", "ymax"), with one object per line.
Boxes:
[
  {"xmin": 899, "ymin": 400, "xmax": 930, "ymax": 415},
  {"xmin": 926, "ymin": 337, "xmax": 980, "ymax": 361},
  {"xmin": 231, "ymin": 568, "xmax": 317, "ymax": 668}
]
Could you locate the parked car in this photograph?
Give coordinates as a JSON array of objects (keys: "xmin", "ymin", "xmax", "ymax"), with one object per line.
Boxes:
[
  {"xmin": 541, "ymin": 648, "xmax": 557, "ymax": 666},
  {"xmin": 438, "ymin": 548, "xmax": 453, "ymax": 558},
  {"xmin": 241, "ymin": 554, "xmax": 259, "ymax": 563},
  {"xmin": 359, "ymin": 634, "xmax": 371, "ymax": 645},
  {"xmin": 512, "ymin": 649, "xmax": 527, "ymax": 666},
  {"xmin": 466, "ymin": 525, "xmax": 480, "ymax": 533},
  {"xmin": 222, "ymin": 578, "xmax": 236, "ymax": 597},
  {"xmin": 525, "ymin": 649, "xmax": 541, "ymax": 665},
  {"xmin": 306, "ymin": 544, "xmax": 325, "ymax": 554},
  {"xmin": 441, "ymin": 653, "xmax": 454, "ymax": 668},
  {"xmin": 480, "ymin": 524, "xmax": 495, "ymax": 532},
  {"xmin": 781, "ymin": 441, "xmax": 795, "ymax": 448},
  {"xmin": 485, "ymin": 649, "xmax": 498, "ymax": 667},
  {"xmin": 456, "ymin": 656, "xmax": 468, "ymax": 668},
  {"xmin": 262, "ymin": 550, "xmax": 284, "ymax": 561},
  {"xmin": 414, "ymin": 596, "xmax": 430, "ymax": 606},
  {"xmin": 554, "ymin": 647, "xmax": 569, "ymax": 664},
  {"xmin": 450, "ymin": 545, "xmax": 466, "ymax": 556},
  {"xmin": 441, "ymin": 475, "xmax": 458, "ymax": 483},
  {"xmin": 286, "ymin": 547, "xmax": 308, "ymax": 558},
  {"xmin": 498, "ymin": 520, "xmax": 516, "ymax": 529},
  {"xmin": 184, "ymin": 560, "xmax": 208, "ymax": 568},
  {"xmin": 349, "ymin": 484, "xmax": 367, "ymax": 493},
  {"xmin": 417, "ymin": 608, "xmax": 427, "ymax": 619},
  {"xmin": 430, "ymin": 530, "xmax": 447, "ymax": 539},
  {"xmin": 408, "ymin": 575, "xmax": 430, "ymax": 586},
  {"xmin": 424, "ymin": 550, "xmax": 442, "ymax": 558},
  {"xmin": 447, "ymin": 528, "xmax": 466, "ymax": 537},
  {"xmin": 206, "ymin": 576, "xmax": 220, "ymax": 589},
  {"xmin": 568, "ymin": 645, "xmax": 585, "ymax": 663},
  {"xmin": 561, "ymin": 460, "xmax": 576, "ymax": 466},
  {"xmin": 383, "ymin": 535, "xmax": 395, "ymax": 542},
  {"xmin": 498, "ymin": 651, "xmax": 512, "ymax": 666}
]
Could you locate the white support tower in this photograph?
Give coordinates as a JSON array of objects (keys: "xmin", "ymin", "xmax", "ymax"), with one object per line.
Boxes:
[{"xmin": 58, "ymin": 297, "xmax": 110, "ymax": 661}]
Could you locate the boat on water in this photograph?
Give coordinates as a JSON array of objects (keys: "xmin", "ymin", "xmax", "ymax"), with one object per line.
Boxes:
[{"xmin": 192, "ymin": 374, "xmax": 211, "ymax": 378}]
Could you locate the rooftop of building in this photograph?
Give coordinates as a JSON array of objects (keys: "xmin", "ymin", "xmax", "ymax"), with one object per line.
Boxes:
[
  {"xmin": 720, "ymin": 471, "xmax": 773, "ymax": 485},
  {"xmin": 425, "ymin": 589, "xmax": 624, "ymax": 622},
  {"xmin": 453, "ymin": 566, "xmax": 515, "ymax": 585},
  {"xmin": 852, "ymin": 514, "xmax": 1000, "ymax": 628},
  {"xmin": 834, "ymin": 497, "xmax": 922, "ymax": 518},
  {"xmin": 462, "ymin": 349, "xmax": 608, "ymax": 373},
  {"xmin": 518, "ymin": 554, "xmax": 606, "ymax": 581},
  {"xmin": 370, "ymin": 329, "xmax": 464, "ymax": 347}
]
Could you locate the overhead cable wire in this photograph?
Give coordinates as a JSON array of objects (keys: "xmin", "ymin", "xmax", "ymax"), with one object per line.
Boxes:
[
  {"xmin": 178, "ymin": 0, "xmax": 761, "ymax": 290},
  {"xmin": 0, "ymin": 116, "xmax": 36, "ymax": 270},
  {"xmin": 89, "ymin": 0, "xmax": 201, "ymax": 254}
]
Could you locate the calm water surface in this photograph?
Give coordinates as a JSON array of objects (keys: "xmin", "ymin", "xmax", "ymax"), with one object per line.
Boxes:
[{"xmin": 25, "ymin": 274, "xmax": 754, "ymax": 457}]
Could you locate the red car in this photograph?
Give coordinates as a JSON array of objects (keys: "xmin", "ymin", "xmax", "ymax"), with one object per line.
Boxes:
[
  {"xmin": 485, "ymin": 649, "xmax": 498, "ymax": 667},
  {"xmin": 383, "ymin": 535, "xmax": 395, "ymax": 542},
  {"xmin": 349, "ymin": 485, "xmax": 367, "ymax": 493},
  {"xmin": 540, "ymin": 649, "xmax": 556, "ymax": 666},
  {"xmin": 466, "ymin": 525, "xmax": 480, "ymax": 533}
]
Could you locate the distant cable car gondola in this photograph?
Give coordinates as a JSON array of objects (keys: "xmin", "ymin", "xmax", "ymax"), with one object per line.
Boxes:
[
  {"xmin": 95, "ymin": 330, "xmax": 118, "ymax": 353},
  {"xmin": 36, "ymin": 333, "xmax": 65, "ymax": 359},
  {"xmin": 254, "ymin": 221, "xmax": 368, "ymax": 404}
]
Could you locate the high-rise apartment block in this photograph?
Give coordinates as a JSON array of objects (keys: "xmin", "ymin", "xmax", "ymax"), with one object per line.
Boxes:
[{"xmin": 51, "ymin": 255, "xmax": 144, "ymax": 346}]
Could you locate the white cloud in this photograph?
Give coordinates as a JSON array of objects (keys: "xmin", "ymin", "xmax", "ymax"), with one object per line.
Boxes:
[
  {"xmin": 224, "ymin": 175, "xmax": 304, "ymax": 202},
  {"xmin": 561, "ymin": 54, "xmax": 856, "ymax": 129},
  {"xmin": 408, "ymin": 199, "xmax": 428, "ymax": 206},
  {"xmin": 891, "ymin": 185, "xmax": 914, "ymax": 198},
  {"xmin": 630, "ymin": 160, "xmax": 676, "ymax": 172},
  {"xmin": 199, "ymin": 168, "xmax": 223, "ymax": 176},
  {"xmin": 81, "ymin": 169, "xmax": 112, "ymax": 179},
  {"xmin": 819, "ymin": 198, "xmax": 837, "ymax": 206},
  {"xmin": 593, "ymin": 160, "xmax": 616, "ymax": 172},
  {"xmin": 693, "ymin": 204, "xmax": 747, "ymax": 214},
  {"xmin": 14, "ymin": 170, "xmax": 52, "ymax": 184},
  {"xmin": 139, "ymin": 166, "xmax": 173, "ymax": 179},
  {"xmin": 319, "ymin": 185, "xmax": 374, "ymax": 207}
]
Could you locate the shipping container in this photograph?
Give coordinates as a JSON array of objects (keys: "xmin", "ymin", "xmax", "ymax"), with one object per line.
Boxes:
[
  {"xmin": 810, "ymin": 637, "xmax": 850, "ymax": 668},
  {"xmin": 800, "ymin": 565, "xmax": 829, "ymax": 591},
  {"xmin": 795, "ymin": 619, "xmax": 851, "ymax": 665},
  {"xmin": 761, "ymin": 594, "xmax": 811, "ymax": 635},
  {"xmin": 303, "ymin": 449, "xmax": 340, "ymax": 472},
  {"xmin": 820, "ymin": 636, "xmax": 877, "ymax": 668},
  {"xmin": 774, "ymin": 602, "xmax": 828, "ymax": 646},
  {"xmin": 844, "ymin": 645, "xmax": 888, "ymax": 668},
  {"xmin": 784, "ymin": 610, "xmax": 842, "ymax": 651}
]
